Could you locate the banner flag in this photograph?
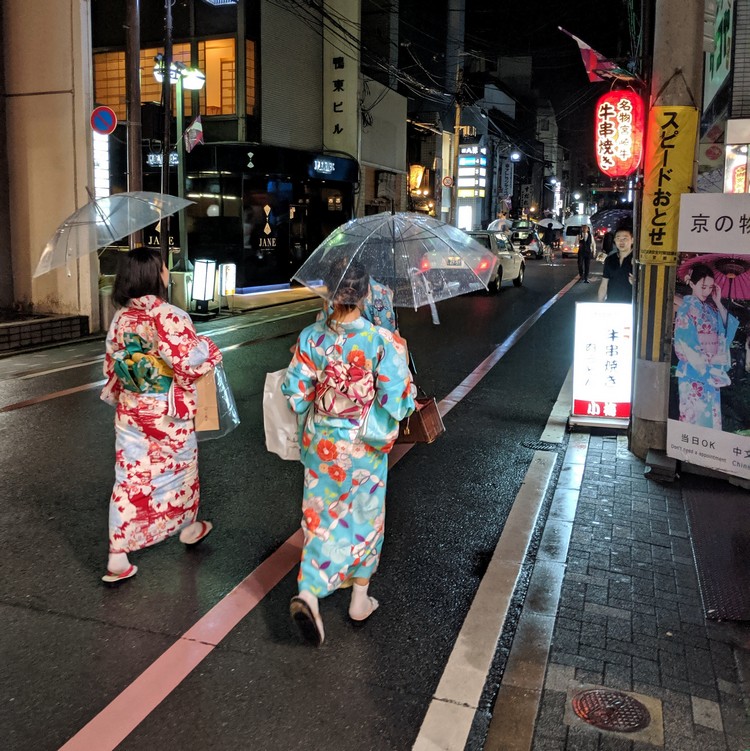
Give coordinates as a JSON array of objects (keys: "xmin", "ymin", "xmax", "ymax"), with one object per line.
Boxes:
[
  {"xmin": 558, "ymin": 27, "xmax": 639, "ymax": 82},
  {"xmin": 184, "ymin": 115, "xmax": 204, "ymax": 153}
]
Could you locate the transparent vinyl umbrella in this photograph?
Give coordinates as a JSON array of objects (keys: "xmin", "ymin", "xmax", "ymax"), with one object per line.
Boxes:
[
  {"xmin": 34, "ymin": 191, "xmax": 193, "ymax": 277},
  {"xmin": 291, "ymin": 212, "xmax": 499, "ymax": 310},
  {"xmin": 533, "ymin": 218, "xmax": 563, "ymax": 230}
]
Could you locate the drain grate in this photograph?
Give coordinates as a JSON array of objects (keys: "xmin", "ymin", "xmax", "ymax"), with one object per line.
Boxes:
[
  {"xmin": 572, "ymin": 689, "xmax": 651, "ymax": 733},
  {"xmin": 521, "ymin": 440, "xmax": 558, "ymax": 451}
]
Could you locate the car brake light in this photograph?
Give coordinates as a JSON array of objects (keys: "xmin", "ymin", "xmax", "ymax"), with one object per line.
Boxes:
[
  {"xmin": 477, "ymin": 259, "xmax": 490, "ymax": 271},
  {"xmin": 420, "ymin": 258, "xmax": 431, "ymax": 271}
]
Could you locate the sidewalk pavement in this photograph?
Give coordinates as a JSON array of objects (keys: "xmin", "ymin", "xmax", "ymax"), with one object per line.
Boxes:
[{"xmin": 486, "ymin": 433, "xmax": 750, "ymax": 751}]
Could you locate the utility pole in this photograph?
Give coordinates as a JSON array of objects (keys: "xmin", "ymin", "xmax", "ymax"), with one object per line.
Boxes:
[
  {"xmin": 448, "ymin": 73, "xmax": 462, "ymax": 227},
  {"xmin": 445, "ymin": 0, "xmax": 465, "ymax": 227},
  {"xmin": 630, "ymin": 0, "xmax": 704, "ymax": 459},
  {"xmin": 160, "ymin": 0, "xmax": 173, "ymax": 268},
  {"xmin": 125, "ymin": 0, "xmax": 142, "ymax": 246}
]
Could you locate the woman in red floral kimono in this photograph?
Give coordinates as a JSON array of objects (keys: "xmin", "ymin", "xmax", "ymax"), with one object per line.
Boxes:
[{"xmin": 100, "ymin": 248, "xmax": 222, "ymax": 583}]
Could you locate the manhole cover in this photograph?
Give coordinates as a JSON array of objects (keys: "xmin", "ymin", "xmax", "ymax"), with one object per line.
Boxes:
[
  {"xmin": 521, "ymin": 440, "xmax": 558, "ymax": 451},
  {"xmin": 572, "ymin": 689, "xmax": 651, "ymax": 733}
]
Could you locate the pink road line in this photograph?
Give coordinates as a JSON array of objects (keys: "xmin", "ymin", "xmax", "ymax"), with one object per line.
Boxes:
[
  {"xmin": 59, "ymin": 534, "xmax": 303, "ymax": 751},
  {"xmin": 58, "ymin": 278, "xmax": 576, "ymax": 751}
]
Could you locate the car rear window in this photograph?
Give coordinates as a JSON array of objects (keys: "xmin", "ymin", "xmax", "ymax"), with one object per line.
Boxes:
[{"xmin": 471, "ymin": 234, "xmax": 491, "ymax": 249}]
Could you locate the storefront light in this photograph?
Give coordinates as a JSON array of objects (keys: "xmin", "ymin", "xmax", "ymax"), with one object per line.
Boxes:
[
  {"xmin": 219, "ymin": 263, "xmax": 236, "ymax": 296},
  {"xmin": 192, "ymin": 259, "xmax": 216, "ymax": 313}
]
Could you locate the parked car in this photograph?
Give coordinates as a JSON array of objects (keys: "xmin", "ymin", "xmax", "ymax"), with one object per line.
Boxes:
[
  {"xmin": 560, "ymin": 215, "xmax": 592, "ymax": 258},
  {"xmin": 511, "ymin": 228, "xmax": 543, "ymax": 259},
  {"xmin": 466, "ymin": 230, "xmax": 525, "ymax": 292}
]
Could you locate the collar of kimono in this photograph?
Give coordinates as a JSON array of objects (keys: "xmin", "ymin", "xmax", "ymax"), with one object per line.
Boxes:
[{"xmin": 128, "ymin": 294, "xmax": 164, "ymax": 310}]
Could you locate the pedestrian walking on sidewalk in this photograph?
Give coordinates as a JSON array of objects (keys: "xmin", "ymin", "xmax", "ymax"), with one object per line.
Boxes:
[
  {"xmin": 282, "ymin": 260, "xmax": 415, "ymax": 646},
  {"xmin": 577, "ymin": 225, "xmax": 593, "ymax": 282},
  {"xmin": 100, "ymin": 248, "xmax": 222, "ymax": 583}
]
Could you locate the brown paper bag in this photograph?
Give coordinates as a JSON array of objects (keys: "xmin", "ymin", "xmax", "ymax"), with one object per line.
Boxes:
[{"xmin": 194, "ymin": 370, "xmax": 220, "ymax": 432}]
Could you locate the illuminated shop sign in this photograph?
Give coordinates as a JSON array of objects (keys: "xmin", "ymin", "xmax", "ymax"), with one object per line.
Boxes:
[
  {"xmin": 594, "ymin": 90, "xmax": 644, "ymax": 178},
  {"xmin": 572, "ymin": 302, "xmax": 633, "ymax": 425},
  {"xmin": 313, "ymin": 158, "xmax": 336, "ymax": 174},
  {"xmin": 147, "ymin": 152, "xmax": 179, "ymax": 167}
]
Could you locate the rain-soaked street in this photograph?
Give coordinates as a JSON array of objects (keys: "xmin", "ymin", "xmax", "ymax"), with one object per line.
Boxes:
[{"xmin": 2, "ymin": 258, "xmax": 749, "ymax": 751}]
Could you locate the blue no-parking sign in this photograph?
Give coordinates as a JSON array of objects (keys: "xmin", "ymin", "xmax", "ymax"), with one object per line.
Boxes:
[{"xmin": 90, "ymin": 106, "xmax": 117, "ymax": 135}]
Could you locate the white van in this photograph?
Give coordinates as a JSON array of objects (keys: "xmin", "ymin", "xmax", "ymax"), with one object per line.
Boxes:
[{"xmin": 561, "ymin": 215, "xmax": 592, "ymax": 257}]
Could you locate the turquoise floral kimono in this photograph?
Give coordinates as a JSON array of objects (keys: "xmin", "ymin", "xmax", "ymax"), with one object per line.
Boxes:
[
  {"xmin": 673, "ymin": 294, "xmax": 738, "ymax": 429},
  {"xmin": 281, "ymin": 317, "xmax": 414, "ymax": 597}
]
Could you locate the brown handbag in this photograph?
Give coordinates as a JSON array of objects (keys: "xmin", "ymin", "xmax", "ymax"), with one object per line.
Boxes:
[{"xmin": 396, "ymin": 396, "xmax": 445, "ymax": 444}]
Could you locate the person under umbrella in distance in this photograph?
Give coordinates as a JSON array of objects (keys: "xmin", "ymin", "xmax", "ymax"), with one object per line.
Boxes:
[
  {"xmin": 100, "ymin": 248, "xmax": 222, "ymax": 583},
  {"xmin": 598, "ymin": 225, "xmax": 634, "ymax": 303},
  {"xmin": 282, "ymin": 260, "xmax": 415, "ymax": 646}
]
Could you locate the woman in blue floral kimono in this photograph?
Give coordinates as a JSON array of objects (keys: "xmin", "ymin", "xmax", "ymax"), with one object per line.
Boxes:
[
  {"xmin": 282, "ymin": 261, "xmax": 414, "ymax": 646},
  {"xmin": 674, "ymin": 263, "xmax": 738, "ymax": 429}
]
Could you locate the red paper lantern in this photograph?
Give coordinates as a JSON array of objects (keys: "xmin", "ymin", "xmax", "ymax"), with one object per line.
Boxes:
[{"xmin": 594, "ymin": 90, "xmax": 645, "ymax": 178}]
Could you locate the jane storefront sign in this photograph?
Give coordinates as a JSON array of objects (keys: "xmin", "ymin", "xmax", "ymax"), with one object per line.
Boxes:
[
  {"xmin": 570, "ymin": 302, "xmax": 633, "ymax": 428},
  {"xmin": 594, "ymin": 90, "xmax": 644, "ymax": 178}
]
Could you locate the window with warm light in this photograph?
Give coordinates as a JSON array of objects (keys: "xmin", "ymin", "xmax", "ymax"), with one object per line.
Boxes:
[{"xmin": 94, "ymin": 38, "xmax": 259, "ymax": 120}]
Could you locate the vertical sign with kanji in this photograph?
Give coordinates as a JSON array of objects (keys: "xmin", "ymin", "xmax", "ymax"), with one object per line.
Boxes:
[
  {"xmin": 571, "ymin": 302, "xmax": 633, "ymax": 427},
  {"xmin": 323, "ymin": 0, "xmax": 360, "ymax": 159},
  {"xmin": 639, "ymin": 106, "xmax": 699, "ymax": 265}
]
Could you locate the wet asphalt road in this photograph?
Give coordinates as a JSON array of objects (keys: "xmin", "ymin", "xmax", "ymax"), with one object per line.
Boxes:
[{"xmin": 1, "ymin": 258, "xmax": 600, "ymax": 750}]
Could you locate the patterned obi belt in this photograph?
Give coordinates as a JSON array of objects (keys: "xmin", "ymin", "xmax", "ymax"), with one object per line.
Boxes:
[{"xmin": 112, "ymin": 333, "xmax": 174, "ymax": 395}]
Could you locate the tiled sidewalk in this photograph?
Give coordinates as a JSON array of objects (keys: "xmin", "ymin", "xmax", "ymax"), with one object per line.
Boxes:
[{"xmin": 531, "ymin": 434, "xmax": 749, "ymax": 750}]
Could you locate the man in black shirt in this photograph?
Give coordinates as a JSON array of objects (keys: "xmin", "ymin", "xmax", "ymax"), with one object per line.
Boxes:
[{"xmin": 598, "ymin": 226, "xmax": 634, "ymax": 302}]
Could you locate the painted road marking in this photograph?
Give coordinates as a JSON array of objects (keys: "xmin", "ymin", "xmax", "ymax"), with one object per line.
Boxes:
[{"xmin": 58, "ymin": 278, "xmax": 578, "ymax": 751}]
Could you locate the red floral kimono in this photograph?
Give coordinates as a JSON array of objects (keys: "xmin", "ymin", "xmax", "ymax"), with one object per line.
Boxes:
[{"xmin": 101, "ymin": 295, "xmax": 221, "ymax": 554}]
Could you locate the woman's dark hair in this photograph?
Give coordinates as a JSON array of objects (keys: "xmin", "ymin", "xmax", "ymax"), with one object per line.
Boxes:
[
  {"xmin": 688, "ymin": 263, "xmax": 714, "ymax": 284},
  {"xmin": 326, "ymin": 259, "xmax": 368, "ymax": 328},
  {"xmin": 112, "ymin": 247, "xmax": 167, "ymax": 307}
]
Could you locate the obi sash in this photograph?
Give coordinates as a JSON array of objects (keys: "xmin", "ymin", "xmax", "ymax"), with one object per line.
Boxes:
[{"xmin": 112, "ymin": 333, "xmax": 174, "ymax": 395}]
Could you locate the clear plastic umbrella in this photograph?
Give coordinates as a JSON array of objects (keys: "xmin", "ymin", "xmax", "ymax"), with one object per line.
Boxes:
[
  {"xmin": 533, "ymin": 218, "xmax": 563, "ymax": 230},
  {"xmin": 34, "ymin": 191, "xmax": 193, "ymax": 277},
  {"xmin": 291, "ymin": 212, "xmax": 499, "ymax": 310}
]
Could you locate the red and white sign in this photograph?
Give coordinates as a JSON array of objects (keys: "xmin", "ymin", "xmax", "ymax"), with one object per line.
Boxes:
[
  {"xmin": 594, "ymin": 90, "xmax": 644, "ymax": 178},
  {"xmin": 572, "ymin": 302, "xmax": 633, "ymax": 424},
  {"xmin": 442, "ymin": 176, "xmax": 454, "ymax": 188},
  {"xmin": 90, "ymin": 106, "xmax": 117, "ymax": 135}
]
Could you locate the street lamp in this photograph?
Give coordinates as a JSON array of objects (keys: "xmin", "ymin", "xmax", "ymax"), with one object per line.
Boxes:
[{"xmin": 154, "ymin": 55, "xmax": 205, "ymax": 270}]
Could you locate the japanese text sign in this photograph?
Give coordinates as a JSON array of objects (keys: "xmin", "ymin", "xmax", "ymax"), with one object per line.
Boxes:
[
  {"xmin": 572, "ymin": 302, "xmax": 633, "ymax": 421},
  {"xmin": 322, "ymin": 0, "xmax": 360, "ymax": 158},
  {"xmin": 677, "ymin": 193, "xmax": 750, "ymax": 252},
  {"xmin": 594, "ymin": 90, "xmax": 644, "ymax": 178},
  {"xmin": 639, "ymin": 106, "xmax": 699, "ymax": 265}
]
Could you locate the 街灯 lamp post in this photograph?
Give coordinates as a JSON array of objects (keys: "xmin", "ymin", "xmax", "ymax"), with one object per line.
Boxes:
[{"xmin": 154, "ymin": 56, "xmax": 205, "ymax": 270}]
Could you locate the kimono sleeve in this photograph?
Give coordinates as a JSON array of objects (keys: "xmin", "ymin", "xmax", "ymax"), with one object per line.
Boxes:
[
  {"xmin": 100, "ymin": 309, "xmax": 125, "ymax": 406},
  {"xmin": 152, "ymin": 303, "xmax": 222, "ymax": 419},
  {"xmin": 281, "ymin": 330, "xmax": 318, "ymax": 415},
  {"xmin": 673, "ymin": 301, "xmax": 707, "ymax": 376},
  {"xmin": 372, "ymin": 329, "xmax": 415, "ymax": 422}
]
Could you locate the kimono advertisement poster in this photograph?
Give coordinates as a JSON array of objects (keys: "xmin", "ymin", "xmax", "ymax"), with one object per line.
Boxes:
[{"xmin": 668, "ymin": 193, "xmax": 750, "ymax": 478}]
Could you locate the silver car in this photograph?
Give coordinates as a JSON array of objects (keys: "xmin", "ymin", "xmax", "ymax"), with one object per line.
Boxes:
[{"xmin": 467, "ymin": 230, "xmax": 525, "ymax": 292}]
